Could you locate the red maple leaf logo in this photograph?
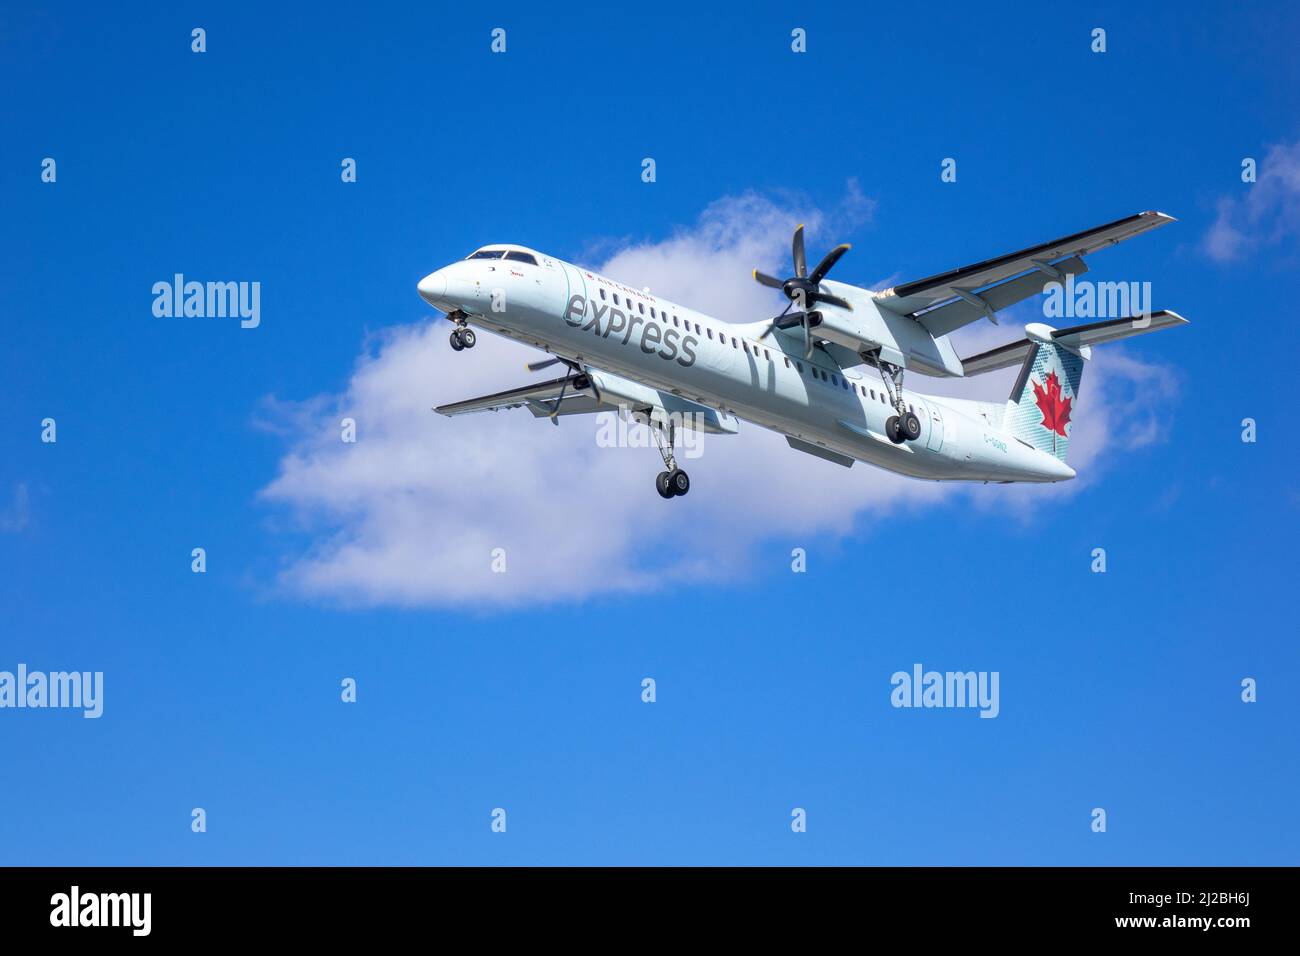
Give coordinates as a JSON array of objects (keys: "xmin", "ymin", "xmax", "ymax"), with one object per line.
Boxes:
[{"xmin": 1032, "ymin": 369, "xmax": 1072, "ymax": 440}]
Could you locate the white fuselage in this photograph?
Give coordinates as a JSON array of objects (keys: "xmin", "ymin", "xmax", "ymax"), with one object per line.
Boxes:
[{"xmin": 419, "ymin": 249, "xmax": 1075, "ymax": 483}]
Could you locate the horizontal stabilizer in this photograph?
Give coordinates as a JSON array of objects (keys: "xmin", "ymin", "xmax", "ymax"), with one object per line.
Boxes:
[
  {"xmin": 961, "ymin": 310, "xmax": 1188, "ymax": 376},
  {"xmin": 1052, "ymin": 310, "xmax": 1189, "ymax": 350}
]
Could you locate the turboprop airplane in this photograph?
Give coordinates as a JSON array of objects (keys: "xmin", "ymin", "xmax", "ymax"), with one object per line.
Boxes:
[{"xmin": 419, "ymin": 211, "xmax": 1187, "ymax": 498}]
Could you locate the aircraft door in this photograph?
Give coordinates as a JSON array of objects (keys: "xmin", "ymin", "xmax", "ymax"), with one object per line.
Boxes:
[{"xmin": 926, "ymin": 404, "xmax": 944, "ymax": 452}]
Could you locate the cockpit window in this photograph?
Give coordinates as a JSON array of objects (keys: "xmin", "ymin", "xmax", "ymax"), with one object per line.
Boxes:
[
  {"xmin": 504, "ymin": 251, "xmax": 538, "ymax": 265},
  {"xmin": 467, "ymin": 249, "xmax": 505, "ymax": 260}
]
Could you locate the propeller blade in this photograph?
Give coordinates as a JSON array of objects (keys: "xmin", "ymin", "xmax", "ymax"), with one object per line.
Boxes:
[
  {"xmin": 752, "ymin": 269, "xmax": 784, "ymax": 290},
  {"xmin": 807, "ymin": 243, "xmax": 850, "ymax": 285},
  {"xmin": 810, "ymin": 291, "xmax": 853, "ymax": 311},
  {"xmin": 757, "ymin": 300, "xmax": 795, "ymax": 340},
  {"xmin": 792, "ymin": 224, "xmax": 807, "ymax": 278},
  {"xmin": 549, "ymin": 378, "xmax": 569, "ymax": 424},
  {"xmin": 527, "ymin": 357, "xmax": 563, "ymax": 372},
  {"xmin": 803, "ymin": 312, "xmax": 813, "ymax": 360}
]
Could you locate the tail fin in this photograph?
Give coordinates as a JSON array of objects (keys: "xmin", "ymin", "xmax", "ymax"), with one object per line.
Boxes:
[
  {"xmin": 975, "ymin": 311, "xmax": 1188, "ymax": 464},
  {"xmin": 1003, "ymin": 326, "xmax": 1085, "ymax": 462}
]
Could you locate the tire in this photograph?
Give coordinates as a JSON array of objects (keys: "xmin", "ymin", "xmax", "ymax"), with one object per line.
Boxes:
[
  {"xmin": 460, "ymin": 328, "xmax": 476, "ymax": 348},
  {"xmin": 885, "ymin": 415, "xmax": 903, "ymax": 444},
  {"xmin": 656, "ymin": 471, "xmax": 673, "ymax": 498},
  {"xmin": 449, "ymin": 330, "xmax": 464, "ymax": 351},
  {"xmin": 901, "ymin": 412, "xmax": 922, "ymax": 441},
  {"xmin": 669, "ymin": 469, "xmax": 690, "ymax": 496}
]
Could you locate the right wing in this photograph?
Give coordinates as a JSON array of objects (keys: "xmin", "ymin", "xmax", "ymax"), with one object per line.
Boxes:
[
  {"xmin": 435, "ymin": 367, "xmax": 741, "ymax": 434},
  {"xmin": 434, "ymin": 375, "xmax": 606, "ymax": 419}
]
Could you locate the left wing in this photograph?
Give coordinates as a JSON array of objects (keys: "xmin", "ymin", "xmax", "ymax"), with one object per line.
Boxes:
[{"xmin": 875, "ymin": 211, "xmax": 1175, "ymax": 336}]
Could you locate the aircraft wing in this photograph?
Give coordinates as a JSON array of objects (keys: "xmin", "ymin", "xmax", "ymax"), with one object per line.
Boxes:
[
  {"xmin": 434, "ymin": 374, "xmax": 607, "ymax": 419},
  {"xmin": 874, "ymin": 211, "xmax": 1175, "ymax": 334},
  {"xmin": 435, "ymin": 367, "xmax": 741, "ymax": 434}
]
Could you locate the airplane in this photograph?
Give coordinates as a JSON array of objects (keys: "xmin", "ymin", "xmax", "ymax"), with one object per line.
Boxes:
[{"xmin": 419, "ymin": 211, "xmax": 1187, "ymax": 498}]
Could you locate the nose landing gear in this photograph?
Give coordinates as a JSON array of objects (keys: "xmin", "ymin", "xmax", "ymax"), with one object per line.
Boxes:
[{"xmin": 448, "ymin": 311, "xmax": 476, "ymax": 351}]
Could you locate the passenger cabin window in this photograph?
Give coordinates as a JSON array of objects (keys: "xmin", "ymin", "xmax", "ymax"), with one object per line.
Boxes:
[
  {"xmin": 599, "ymin": 289, "xmax": 607, "ymax": 300},
  {"xmin": 504, "ymin": 251, "xmax": 537, "ymax": 265},
  {"xmin": 467, "ymin": 250, "xmax": 505, "ymax": 260},
  {"xmin": 638, "ymin": 302, "xmax": 645, "ymax": 314}
]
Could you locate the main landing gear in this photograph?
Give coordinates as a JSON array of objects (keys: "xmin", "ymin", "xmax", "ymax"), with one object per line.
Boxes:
[
  {"xmin": 448, "ymin": 311, "xmax": 476, "ymax": 351},
  {"xmin": 651, "ymin": 417, "xmax": 690, "ymax": 499},
  {"xmin": 870, "ymin": 354, "xmax": 922, "ymax": 445}
]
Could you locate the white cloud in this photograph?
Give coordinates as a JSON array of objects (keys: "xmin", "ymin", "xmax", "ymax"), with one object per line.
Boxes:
[
  {"xmin": 1205, "ymin": 140, "xmax": 1300, "ymax": 262},
  {"xmin": 0, "ymin": 483, "xmax": 30, "ymax": 533},
  {"xmin": 257, "ymin": 188, "xmax": 1181, "ymax": 607}
]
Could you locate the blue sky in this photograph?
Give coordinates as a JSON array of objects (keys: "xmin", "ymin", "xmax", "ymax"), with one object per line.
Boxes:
[{"xmin": 2, "ymin": 0, "xmax": 1298, "ymax": 864}]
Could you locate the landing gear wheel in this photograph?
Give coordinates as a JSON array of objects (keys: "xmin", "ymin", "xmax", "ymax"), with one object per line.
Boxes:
[
  {"xmin": 651, "ymin": 420, "xmax": 690, "ymax": 498},
  {"xmin": 459, "ymin": 328, "xmax": 476, "ymax": 349},
  {"xmin": 449, "ymin": 329, "xmax": 464, "ymax": 351},
  {"xmin": 656, "ymin": 471, "xmax": 673, "ymax": 499},
  {"xmin": 885, "ymin": 415, "xmax": 904, "ymax": 444},
  {"xmin": 901, "ymin": 411, "xmax": 922, "ymax": 442}
]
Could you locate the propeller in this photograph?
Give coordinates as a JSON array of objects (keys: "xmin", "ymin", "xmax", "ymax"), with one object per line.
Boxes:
[
  {"xmin": 525, "ymin": 355, "xmax": 597, "ymax": 424},
  {"xmin": 754, "ymin": 224, "xmax": 853, "ymax": 358}
]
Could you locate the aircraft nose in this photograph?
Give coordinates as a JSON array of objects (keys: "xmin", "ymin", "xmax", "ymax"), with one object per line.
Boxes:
[{"xmin": 418, "ymin": 270, "xmax": 447, "ymax": 303}]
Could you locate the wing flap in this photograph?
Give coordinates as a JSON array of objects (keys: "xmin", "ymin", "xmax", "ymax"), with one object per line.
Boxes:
[{"xmin": 916, "ymin": 256, "xmax": 1088, "ymax": 338}]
